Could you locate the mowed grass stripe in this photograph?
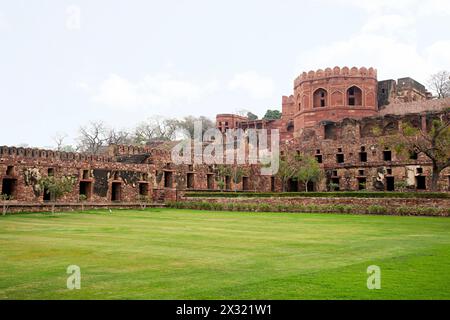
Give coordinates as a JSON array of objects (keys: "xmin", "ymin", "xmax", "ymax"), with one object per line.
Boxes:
[{"xmin": 1, "ymin": 209, "xmax": 450, "ymax": 299}]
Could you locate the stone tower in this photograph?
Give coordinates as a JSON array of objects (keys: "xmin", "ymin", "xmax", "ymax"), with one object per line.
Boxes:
[{"xmin": 292, "ymin": 66, "xmax": 379, "ymax": 137}]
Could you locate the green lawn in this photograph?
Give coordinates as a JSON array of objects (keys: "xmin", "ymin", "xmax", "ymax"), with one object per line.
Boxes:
[{"xmin": 1, "ymin": 208, "xmax": 450, "ymax": 300}]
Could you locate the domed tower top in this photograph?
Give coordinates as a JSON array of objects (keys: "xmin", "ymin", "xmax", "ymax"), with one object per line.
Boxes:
[{"xmin": 292, "ymin": 66, "xmax": 379, "ymax": 135}]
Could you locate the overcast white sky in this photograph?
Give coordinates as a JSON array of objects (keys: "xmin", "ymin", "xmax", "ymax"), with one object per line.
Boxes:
[{"xmin": 1, "ymin": 0, "xmax": 450, "ymax": 148}]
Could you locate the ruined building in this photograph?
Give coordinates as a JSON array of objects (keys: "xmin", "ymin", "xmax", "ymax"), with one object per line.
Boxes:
[{"xmin": 1, "ymin": 67, "xmax": 449, "ymax": 206}]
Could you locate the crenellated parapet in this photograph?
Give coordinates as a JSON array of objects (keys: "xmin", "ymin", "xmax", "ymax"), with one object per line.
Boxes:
[
  {"xmin": 282, "ymin": 95, "xmax": 295, "ymax": 104},
  {"xmin": 294, "ymin": 66, "xmax": 377, "ymax": 88},
  {"xmin": 0, "ymin": 146, "xmax": 114, "ymax": 162},
  {"xmin": 291, "ymin": 66, "xmax": 379, "ymax": 136}
]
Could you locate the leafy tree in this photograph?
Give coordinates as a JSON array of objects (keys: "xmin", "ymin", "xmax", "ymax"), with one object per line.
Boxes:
[
  {"xmin": 263, "ymin": 110, "xmax": 282, "ymax": 120},
  {"xmin": 176, "ymin": 116, "xmax": 215, "ymax": 139},
  {"xmin": 39, "ymin": 176, "xmax": 76, "ymax": 213},
  {"xmin": 247, "ymin": 112, "xmax": 258, "ymax": 121},
  {"xmin": 215, "ymin": 165, "xmax": 231, "ymax": 190},
  {"xmin": 231, "ymin": 166, "xmax": 248, "ymax": 192},
  {"xmin": 390, "ymin": 115, "xmax": 450, "ymax": 191},
  {"xmin": 328, "ymin": 182, "xmax": 340, "ymax": 192},
  {"xmin": 276, "ymin": 151, "xmax": 298, "ymax": 192},
  {"xmin": 217, "ymin": 180, "xmax": 225, "ymax": 191},
  {"xmin": 296, "ymin": 155, "xmax": 322, "ymax": 192}
]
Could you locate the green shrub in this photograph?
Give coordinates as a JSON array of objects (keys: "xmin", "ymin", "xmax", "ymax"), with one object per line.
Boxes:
[
  {"xmin": 367, "ymin": 205, "xmax": 388, "ymax": 215},
  {"xmin": 166, "ymin": 201, "xmax": 448, "ymax": 217},
  {"xmin": 396, "ymin": 206, "xmax": 412, "ymax": 216},
  {"xmin": 258, "ymin": 203, "xmax": 272, "ymax": 212},
  {"xmin": 334, "ymin": 204, "xmax": 346, "ymax": 213},
  {"xmin": 415, "ymin": 207, "xmax": 441, "ymax": 216},
  {"xmin": 185, "ymin": 191, "xmax": 449, "ymax": 199}
]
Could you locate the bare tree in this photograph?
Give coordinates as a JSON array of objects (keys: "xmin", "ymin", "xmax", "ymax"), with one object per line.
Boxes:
[
  {"xmin": 77, "ymin": 121, "xmax": 109, "ymax": 154},
  {"xmin": 53, "ymin": 132, "xmax": 68, "ymax": 151},
  {"xmin": 134, "ymin": 116, "xmax": 178, "ymax": 144},
  {"xmin": 106, "ymin": 128, "xmax": 133, "ymax": 146},
  {"xmin": 428, "ymin": 71, "xmax": 450, "ymax": 99}
]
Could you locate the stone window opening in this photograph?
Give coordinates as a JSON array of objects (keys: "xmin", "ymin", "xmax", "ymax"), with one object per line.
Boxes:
[
  {"xmin": 139, "ymin": 183, "xmax": 149, "ymax": 196},
  {"xmin": 313, "ymin": 89, "xmax": 328, "ymax": 108},
  {"xmin": 347, "ymin": 86, "xmax": 362, "ymax": 106},
  {"xmin": 6, "ymin": 166, "xmax": 14, "ymax": 176},
  {"xmin": 386, "ymin": 168, "xmax": 393, "ymax": 175},
  {"xmin": 332, "ymin": 170, "xmax": 338, "ymax": 177},
  {"xmin": 242, "ymin": 177, "xmax": 250, "ymax": 191},
  {"xmin": 164, "ymin": 171, "xmax": 173, "ymax": 188},
  {"xmin": 358, "ymin": 170, "xmax": 365, "ymax": 176},
  {"xmin": 336, "ymin": 154, "xmax": 345, "ymax": 164},
  {"xmin": 207, "ymin": 174, "xmax": 214, "ymax": 190},
  {"xmin": 386, "ymin": 176, "xmax": 395, "ymax": 191},
  {"xmin": 358, "ymin": 177, "xmax": 367, "ymax": 190},
  {"xmin": 316, "ymin": 149, "xmax": 321, "ymax": 154},
  {"xmin": 287, "ymin": 122, "xmax": 294, "ymax": 132},
  {"xmin": 324, "ymin": 124, "xmax": 337, "ymax": 140},
  {"xmin": 359, "ymin": 151, "xmax": 367, "ymax": 162},
  {"xmin": 307, "ymin": 181, "xmax": 315, "ymax": 192},
  {"xmin": 82, "ymin": 170, "xmax": 90, "ymax": 180},
  {"xmin": 383, "ymin": 149, "xmax": 392, "ymax": 162},
  {"xmin": 225, "ymin": 176, "xmax": 231, "ymax": 190},
  {"xmin": 48, "ymin": 168, "xmax": 55, "ymax": 177},
  {"xmin": 79, "ymin": 181, "xmax": 92, "ymax": 200},
  {"xmin": 187, "ymin": 173, "xmax": 194, "ymax": 189},
  {"xmin": 288, "ymin": 179, "xmax": 299, "ymax": 192},
  {"xmin": 331, "ymin": 178, "xmax": 340, "ymax": 191},
  {"xmin": 315, "ymin": 155, "xmax": 323, "ymax": 164},
  {"xmin": 111, "ymin": 182, "xmax": 122, "ymax": 201},
  {"xmin": 417, "ymin": 168, "xmax": 423, "ymax": 175},
  {"xmin": 409, "ymin": 151, "xmax": 418, "ymax": 160},
  {"xmin": 416, "ymin": 176, "xmax": 426, "ymax": 190},
  {"xmin": 43, "ymin": 187, "xmax": 52, "ymax": 202},
  {"xmin": 1, "ymin": 178, "xmax": 17, "ymax": 197}
]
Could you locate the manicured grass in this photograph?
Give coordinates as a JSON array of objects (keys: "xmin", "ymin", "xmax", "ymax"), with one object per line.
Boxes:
[{"xmin": 1, "ymin": 209, "xmax": 450, "ymax": 300}]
